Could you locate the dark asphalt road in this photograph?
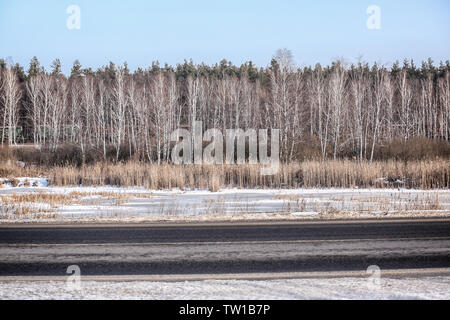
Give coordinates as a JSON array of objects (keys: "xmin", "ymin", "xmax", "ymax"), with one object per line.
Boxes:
[
  {"xmin": 1, "ymin": 219, "xmax": 450, "ymax": 244},
  {"xmin": 0, "ymin": 219, "xmax": 449, "ymax": 277}
]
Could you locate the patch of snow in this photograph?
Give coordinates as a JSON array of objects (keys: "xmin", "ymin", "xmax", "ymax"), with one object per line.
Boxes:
[
  {"xmin": 1, "ymin": 185, "xmax": 449, "ymax": 222},
  {"xmin": 0, "ymin": 177, "xmax": 48, "ymax": 188},
  {"xmin": 1, "ymin": 277, "xmax": 449, "ymax": 300},
  {"xmin": 291, "ymin": 212, "xmax": 319, "ymax": 216}
]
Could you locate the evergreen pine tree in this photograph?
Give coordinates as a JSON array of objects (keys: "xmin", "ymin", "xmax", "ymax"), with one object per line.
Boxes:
[
  {"xmin": 70, "ymin": 60, "xmax": 83, "ymax": 77},
  {"xmin": 51, "ymin": 59, "xmax": 62, "ymax": 76},
  {"xmin": 28, "ymin": 56, "xmax": 42, "ymax": 77}
]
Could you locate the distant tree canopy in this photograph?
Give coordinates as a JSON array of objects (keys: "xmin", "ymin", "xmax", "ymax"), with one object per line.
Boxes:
[{"xmin": 1, "ymin": 55, "xmax": 447, "ymax": 84}]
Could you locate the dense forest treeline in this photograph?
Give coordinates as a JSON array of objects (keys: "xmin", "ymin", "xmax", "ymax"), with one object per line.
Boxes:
[{"xmin": 0, "ymin": 51, "xmax": 449, "ymax": 165}]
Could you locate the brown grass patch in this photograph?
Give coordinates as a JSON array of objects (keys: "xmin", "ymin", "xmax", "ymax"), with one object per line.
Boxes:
[
  {"xmin": 1, "ymin": 159, "xmax": 448, "ymax": 190},
  {"xmin": 47, "ymin": 160, "xmax": 449, "ymax": 190},
  {"xmin": 0, "ymin": 192, "xmax": 79, "ymax": 208}
]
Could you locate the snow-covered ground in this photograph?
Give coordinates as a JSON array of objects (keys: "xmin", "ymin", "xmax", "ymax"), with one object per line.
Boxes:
[
  {"xmin": 0, "ymin": 180, "xmax": 449, "ymax": 222},
  {"xmin": 0, "ymin": 177, "xmax": 48, "ymax": 188},
  {"xmin": 1, "ymin": 277, "xmax": 449, "ymax": 300}
]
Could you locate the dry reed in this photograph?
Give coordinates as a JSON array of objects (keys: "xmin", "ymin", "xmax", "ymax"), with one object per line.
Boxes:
[{"xmin": 43, "ymin": 160, "xmax": 450, "ymax": 190}]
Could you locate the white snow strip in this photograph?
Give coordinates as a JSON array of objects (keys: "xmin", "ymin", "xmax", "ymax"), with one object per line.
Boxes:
[
  {"xmin": 1, "ymin": 277, "xmax": 449, "ymax": 300},
  {"xmin": 0, "ymin": 177, "xmax": 48, "ymax": 188}
]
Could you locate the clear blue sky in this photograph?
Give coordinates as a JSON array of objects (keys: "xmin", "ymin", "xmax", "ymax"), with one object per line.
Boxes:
[{"xmin": 1, "ymin": 0, "xmax": 449, "ymax": 74}]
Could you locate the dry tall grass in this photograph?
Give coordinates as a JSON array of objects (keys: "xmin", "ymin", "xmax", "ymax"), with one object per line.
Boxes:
[
  {"xmin": 301, "ymin": 160, "xmax": 449, "ymax": 189},
  {"xmin": 42, "ymin": 160, "xmax": 450, "ymax": 190},
  {"xmin": 0, "ymin": 160, "xmax": 45, "ymax": 177}
]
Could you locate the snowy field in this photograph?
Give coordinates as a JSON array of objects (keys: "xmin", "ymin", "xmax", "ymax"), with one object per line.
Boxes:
[
  {"xmin": 1, "ymin": 277, "xmax": 450, "ymax": 300},
  {"xmin": 0, "ymin": 178, "xmax": 449, "ymax": 222}
]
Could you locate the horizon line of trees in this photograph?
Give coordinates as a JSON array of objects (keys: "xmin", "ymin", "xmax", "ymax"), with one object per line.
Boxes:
[{"xmin": 0, "ymin": 52, "xmax": 449, "ymax": 163}]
